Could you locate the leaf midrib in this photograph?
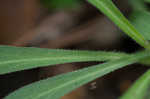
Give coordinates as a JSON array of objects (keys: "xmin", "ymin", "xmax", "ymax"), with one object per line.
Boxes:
[{"xmin": 0, "ymin": 55, "xmax": 122, "ymax": 65}]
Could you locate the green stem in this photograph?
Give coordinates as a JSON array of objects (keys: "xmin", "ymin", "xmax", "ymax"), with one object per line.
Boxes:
[{"xmin": 87, "ymin": 0, "xmax": 150, "ymax": 49}]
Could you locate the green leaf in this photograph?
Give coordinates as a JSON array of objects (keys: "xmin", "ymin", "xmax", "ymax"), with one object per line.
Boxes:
[
  {"xmin": 0, "ymin": 45, "xmax": 127, "ymax": 74},
  {"xmin": 120, "ymin": 69, "xmax": 150, "ymax": 99},
  {"xmin": 4, "ymin": 51, "xmax": 150, "ymax": 99},
  {"xmin": 145, "ymin": 89, "xmax": 150, "ymax": 99},
  {"xmin": 145, "ymin": 0, "xmax": 150, "ymax": 3},
  {"xmin": 87, "ymin": 0, "xmax": 150, "ymax": 49},
  {"xmin": 130, "ymin": 10, "xmax": 150, "ymax": 40}
]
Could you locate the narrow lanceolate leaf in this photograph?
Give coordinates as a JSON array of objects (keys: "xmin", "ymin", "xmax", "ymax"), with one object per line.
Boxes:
[
  {"xmin": 0, "ymin": 45, "xmax": 128, "ymax": 74},
  {"xmin": 4, "ymin": 51, "xmax": 150, "ymax": 99},
  {"xmin": 120, "ymin": 69, "xmax": 150, "ymax": 99},
  {"xmin": 87, "ymin": 0, "xmax": 150, "ymax": 49},
  {"xmin": 130, "ymin": 10, "xmax": 150, "ymax": 40}
]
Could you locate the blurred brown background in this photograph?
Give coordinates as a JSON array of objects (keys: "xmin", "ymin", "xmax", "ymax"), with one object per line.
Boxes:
[{"xmin": 0, "ymin": 0, "xmax": 149, "ymax": 99}]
